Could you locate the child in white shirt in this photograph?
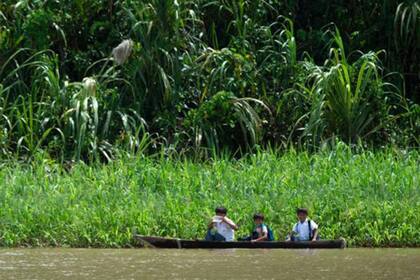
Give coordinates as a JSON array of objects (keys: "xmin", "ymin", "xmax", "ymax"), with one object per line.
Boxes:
[
  {"xmin": 289, "ymin": 208, "xmax": 319, "ymax": 241},
  {"xmin": 205, "ymin": 206, "xmax": 238, "ymax": 241}
]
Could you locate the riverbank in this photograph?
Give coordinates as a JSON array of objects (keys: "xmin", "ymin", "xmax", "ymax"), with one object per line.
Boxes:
[{"xmin": 0, "ymin": 146, "xmax": 418, "ymax": 247}]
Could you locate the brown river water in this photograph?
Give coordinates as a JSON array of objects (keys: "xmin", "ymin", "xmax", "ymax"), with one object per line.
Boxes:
[{"xmin": 0, "ymin": 248, "xmax": 419, "ymax": 280}]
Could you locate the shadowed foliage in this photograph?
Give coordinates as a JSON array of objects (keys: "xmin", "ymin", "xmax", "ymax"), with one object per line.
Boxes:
[{"xmin": 0, "ymin": 0, "xmax": 418, "ymax": 162}]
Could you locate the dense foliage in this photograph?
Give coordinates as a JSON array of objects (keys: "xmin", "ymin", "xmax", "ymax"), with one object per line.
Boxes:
[
  {"xmin": 0, "ymin": 146, "xmax": 418, "ymax": 247},
  {"xmin": 0, "ymin": 0, "xmax": 419, "ymax": 162}
]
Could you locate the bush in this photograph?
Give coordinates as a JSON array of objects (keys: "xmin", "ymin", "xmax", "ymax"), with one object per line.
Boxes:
[{"xmin": 0, "ymin": 0, "xmax": 418, "ymax": 161}]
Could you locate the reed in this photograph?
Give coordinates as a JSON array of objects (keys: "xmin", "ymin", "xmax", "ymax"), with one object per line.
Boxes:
[{"xmin": 0, "ymin": 145, "xmax": 418, "ymax": 247}]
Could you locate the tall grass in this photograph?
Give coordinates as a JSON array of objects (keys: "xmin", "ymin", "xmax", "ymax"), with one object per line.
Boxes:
[{"xmin": 0, "ymin": 145, "xmax": 418, "ymax": 247}]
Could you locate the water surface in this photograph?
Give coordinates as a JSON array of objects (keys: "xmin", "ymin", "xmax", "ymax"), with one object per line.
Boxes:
[{"xmin": 0, "ymin": 248, "xmax": 419, "ymax": 280}]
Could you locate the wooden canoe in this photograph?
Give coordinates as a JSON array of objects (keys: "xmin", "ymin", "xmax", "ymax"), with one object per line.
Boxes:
[{"xmin": 134, "ymin": 235, "xmax": 346, "ymax": 249}]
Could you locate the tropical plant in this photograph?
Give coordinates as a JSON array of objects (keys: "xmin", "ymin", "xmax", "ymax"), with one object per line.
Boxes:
[
  {"xmin": 0, "ymin": 0, "xmax": 418, "ymax": 161},
  {"xmin": 394, "ymin": 1, "xmax": 419, "ymax": 102},
  {"xmin": 186, "ymin": 91, "xmax": 270, "ymax": 152},
  {"xmin": 299, "ymin": 29, "xmax": 395, "ymax": 145},
  {"xmin": 0, "ymin": 48, "xmax": 149, "ymax": 162}
]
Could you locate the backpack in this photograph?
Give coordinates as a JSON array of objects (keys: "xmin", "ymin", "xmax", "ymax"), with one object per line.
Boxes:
[{"xmin": 266, "ymin": 225, "xmax": 275, "ymax": 241}]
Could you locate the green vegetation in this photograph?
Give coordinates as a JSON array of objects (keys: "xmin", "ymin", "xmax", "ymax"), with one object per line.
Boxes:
[
  {"xmin": 0, "ymin": 1, "xmax": 419, "ymax": 162},
  {"xmin": 0, "ymin": 1, "xmax": 418, "ymax": 248},
  {"xmin": 0, "ymin": 145, "xmax": 418, "ymax": 247}
]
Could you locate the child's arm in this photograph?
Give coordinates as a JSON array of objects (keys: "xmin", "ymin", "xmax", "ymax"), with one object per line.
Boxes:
[
  {"xmin": 310, "ymin": 220, "xmax": 319, "ymax": 241},
  {"xmin": 311, "ymin": 228, "xmax": 319, "ymax": 241},
  {"xmin": 287, "ymin": 224, "xmax": 298, "ymax": 241},
  {"xmin": 208, "ymin": 220, "xmax": 215, "ymax": 229},
  {"xmin": 222, "ymin": 217, "xmax": 239, "ymax": 230},
  {"xmin": 251, "ymin": 231, "xmax": 268, "ymax": 242}
]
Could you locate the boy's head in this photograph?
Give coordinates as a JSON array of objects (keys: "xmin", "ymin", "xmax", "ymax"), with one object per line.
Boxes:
[
  {"xmin": 296, "ymin": 208, "xmax": 308, "ymax": 222},
  {"xmin": 253, "ymin": 213, "xmax": 264, "ymax": 225},
  {"xmin": 215, "ymin": 206, "xmax": 227, "ymax": 217}
]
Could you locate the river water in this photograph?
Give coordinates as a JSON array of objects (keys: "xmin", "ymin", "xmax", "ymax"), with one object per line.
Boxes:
[{"xmin": 0, "ymin": 248, "xmax": 419, "ymax": 280}]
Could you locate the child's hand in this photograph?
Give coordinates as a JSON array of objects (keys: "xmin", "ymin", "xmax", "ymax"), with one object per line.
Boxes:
[{"xmin": 220, "ymin": 216, "xmax": 230, "ymax": 224}]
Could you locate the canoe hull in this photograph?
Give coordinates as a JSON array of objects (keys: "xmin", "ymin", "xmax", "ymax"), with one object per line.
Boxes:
[{"xmin": 134, "ymin": 235, "xmax": 346, "ymax": 249}]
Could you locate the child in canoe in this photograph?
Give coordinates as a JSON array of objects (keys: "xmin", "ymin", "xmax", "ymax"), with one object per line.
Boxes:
[
  {"xmin": 239, "ymin": 213, "xmax": 274, "ymax": 242},
  {"xmin": 205, "ymin": 206, "xmax": 238, "ymax": 242},
  {"xmin": 288, "ymin": 208, "xmax": 319, "ymax": 241},
  {"xmin": 251, "ymin": 213, "xmax": 274, "ymax": 242}
]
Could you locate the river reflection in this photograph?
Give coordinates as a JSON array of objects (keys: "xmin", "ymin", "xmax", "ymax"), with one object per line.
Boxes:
[{"xmin": 0, "ymin": 248, "xmax": 419, "ymax": 279}]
